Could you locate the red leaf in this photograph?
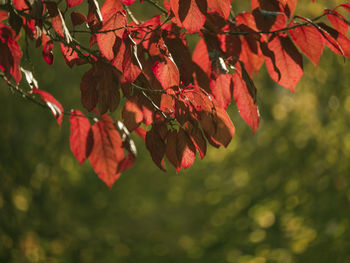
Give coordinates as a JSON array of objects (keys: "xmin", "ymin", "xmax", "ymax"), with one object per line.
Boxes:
[
  {"xmin": 122, "ymin": 99, "xmax": 143, "ymax": 131},
  {"xmin": 318, "ymin": 23, "xmax": 350, "ymax": 57},
  {"xmin": 123, "ymin": 0, "xmax": 135, "ymax": 6},
  {"xmin": 46, "ymin": 2, "xmax": 72, "ymax": 43},
  {"xmin": 42, "ymin": 37, "xmax": 54, "ymax": 65},
  {"xmin": 89, "ymin": 115, "xmax": 124, "ymax": 188},
  {"xmin": 152, "ymin": 57, "xmax": 180, "ymax": 90},
  {"xmin": 66, "ymin": 0, "xmax": 83, "ymax": 8},
  {"xmin": 210, "ymin": 74, "xmax": 232, "ymax": 110},
  {"xmin": 186, "ymin": 123, "xmax": 206, "ymax": 159},
  {"xmin": 176, "ymin": 128, "xmax": 196, "ymax": 172},
  {"xmin": 0, "ymin": 11, "xmax": 8, "ymax": 21},
  {"xmin": 145, "ymin": 125, "xmax": 166, "ymax": 170},
  {"xmin": 326, "ymin": 9, "xmax": 348, "ymax": 35},
  {"xmin": 13, "ymin": 0, "xmax": 29, "ymax": 11},
  {"xmin": 340, "ymin": 3, "xmax": 350, "ymax": 14},
  {"xmin": 0, "ymin": 27, "xmax": 22, "ymax": 84},
  {"xmin": 264, "ymin": 35, "xmax": 303, "ymax": 92},
  {"xmin": 192, "ymin": 38, "xmax": 211, "ymax": 77},
  {"xmin": 207, "ymin": 0, "xmax": 232, "ymax": 20},
  {"xmin": 165, "ymin": 130, "xmax": 179, "ymax": 170},
  {"xmin": 170, "ymin": 0, "xmax": 207, "ymax": 33},
  {"xmin": 80, "ymin": 68, "xmax": 98, "ymax": 111},
  {"xmin": 60, "ymin": 43, "xmax": 86, "ymax": 68},
  {"xmin": 71, "ymin": 12, "xmax": 87, "ymax": 27},
  {"xmin": 232, "ymin": 64, "xmax": 259, "ymax": 132},
  {"xmin": 289, "ymin": 23, "xmax": 324, "ymax": 66},
  {"xmin": 32, "ymin": 88, "xmax": 63, "ymax": 126},
  {"xmin": 96, "ymin": 11, "xmax": 126, "ymax": 60},
  {"xmin": 70, "ymin": 110, "xmax": 92, "ymax": 164}
]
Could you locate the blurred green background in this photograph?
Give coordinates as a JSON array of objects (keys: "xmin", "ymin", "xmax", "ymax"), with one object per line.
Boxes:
[{"xmin": 1, "ymin": 0, "xmax": 350, "ymax": 262}]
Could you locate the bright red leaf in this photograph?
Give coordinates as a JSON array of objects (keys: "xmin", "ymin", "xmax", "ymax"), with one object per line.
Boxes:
[
  {"xmin": 32, "ymin": 88, "xmax": 63, "ymax": 126},
  {"xmin": 232, "ymin": 64, "xmax": 259, "ymax": 132},
  {"xmin": 66, "ymin": 0, "xmax": 83, "ymax": 8},
  {"xmin": 70, "ymin": 110, "xmax": 93, "ymax": 164},
  {"xmin": 289, "ymin": 23, "xmax": 324, "ymax": 66},
  {"xmin": 264, "ymin": 35, "xmax": 303, "ymax": 92},
  {"xmin": 89, "ymin": 115, "xmax": 124, "ymax": 188},
  {"xmin": 170, "ymin": 0, "xmax": 207, "ymax": 33}
]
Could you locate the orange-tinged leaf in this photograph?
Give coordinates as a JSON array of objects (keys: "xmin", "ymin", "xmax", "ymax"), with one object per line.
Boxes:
[
  {"xmin": 325, "ymin": 9, "xmax": 348, "ymax": 35},
  {"xmin": 210, "ymin": 74, "xmax": 232, "ymax": 110},
  {"xmin": 89, "ymin": 115, "xmax": 124, "ymax": 188},
  {"xmin": 232, "ymin": 64, "xmax": 259, "ymax": 132},
  {"xmin": 318, "ymin": 23, "xmax": 350, "ymax": 57},
  {"xmin": 289, "ymin": 24, "xmax": 324, "ymax": 66},
  {"xmin": 264, "ymin": 35, "xmax": 303, "ymax": 92},
  {"xmin": 152, "ymin": 57, "xmax": 180, "ymax": 90},
  {"xmin": 70, "ymin": 110, "xmax": 92, "ymax": 164},
  {"xmin": 208, "ymin": 0, "xmax": 232, "ymax": 20},
  {"xmin": 32, "ymin": 87, "xmax": 63, "ymax": 126},
  {"xmin": 176, "ymin": 128, "xmax": 196, "ymax": 172},
  {"xmin": 97, "ymin": 11, "xmax": 126, "ymax": 60},
  {"xmin": 170, "ymin": 0, "xmax": 207, "ymax": 33}
]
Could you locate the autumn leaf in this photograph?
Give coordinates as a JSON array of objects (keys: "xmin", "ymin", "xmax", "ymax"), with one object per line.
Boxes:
[
  {"xmin": 32, "ymin": 87, "xmax": 64, "ymax": 126},
  {"xmin": 208, "ymin": 0, "xmax": 232, "ymax": 20},
  {"xmin": 232, "ymin": 63, "xmax": 260, "ymax": 133},
  {"xmin": 66, "ymin": 0, "xmax": 83, "ymax": 8},
  {"xmin": 89, "ymin": 115, "xmax": 124, "ymax": 188},
  {"xmin": 289, "ymin": 23, "xmax": 324, "ymax": 66},
  {"xmin": 263, "ymin": 35, "xmax": 303, "ymax": 92},
  {"xmin": 170, "ymin": 0, "xmax": 207, "ymax": 33},
  {"xmin": 70, "ymin": 110, "xmax": 93, "ymax": 164}
]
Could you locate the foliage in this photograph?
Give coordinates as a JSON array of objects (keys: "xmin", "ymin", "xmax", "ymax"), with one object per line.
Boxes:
[{"xmin": 1, "ymin": 0, "xmax": 350, "ymax": 187}]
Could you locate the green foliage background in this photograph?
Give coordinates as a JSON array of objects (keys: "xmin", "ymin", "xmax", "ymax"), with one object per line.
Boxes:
[{"xmin": 1, "ymin": 1, "xmax": 350, "ymax": 262}]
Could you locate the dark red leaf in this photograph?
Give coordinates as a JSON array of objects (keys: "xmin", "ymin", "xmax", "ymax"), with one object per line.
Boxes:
[
  {"xmin": 46, "ymin": 2, "xmax": 72, "ymax": 43},
  {"xmin": 186, "ymin": 123, "xmax": 206, "ymax": 159},
  {"xmin": 145, "ymin": 125, "xmax": 166, "ymax": 170},
  {"xmin": 165, "ymin": 130, "xmax": 179, "ymax": 170},
  {"xmin": 176, "ymin": 128, "xmax": 196, "ymax": 172},
  {"xmin": 122, "ymin": 99, "xmax": 143, "ymax": 131},
  {"xmin": 0, "ymin": 26, "xmax": 22, "ymax": 84},
  {"xmin": 70, "ymin": 110, "xmax": 92, "ymax": 164},
  {"xmin": 32, "ymin": 87, "xmax": 63, "ymax": 126},
  {"xmin": 89, "ymin": 115, "xmax": 124, "ymax": 188},
  {"xmin": 80, "ymin": 68, "xmax": 98, "ymax": 111},
  {"xmin": 71, "ymin": 12, "xmax": 87, "ymax": 27}
]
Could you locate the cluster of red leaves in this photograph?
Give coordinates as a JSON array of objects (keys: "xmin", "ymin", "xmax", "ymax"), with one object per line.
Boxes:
[{"xmin": 1, "ymin": 0, "xmax": 350, "ymax": 187}]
